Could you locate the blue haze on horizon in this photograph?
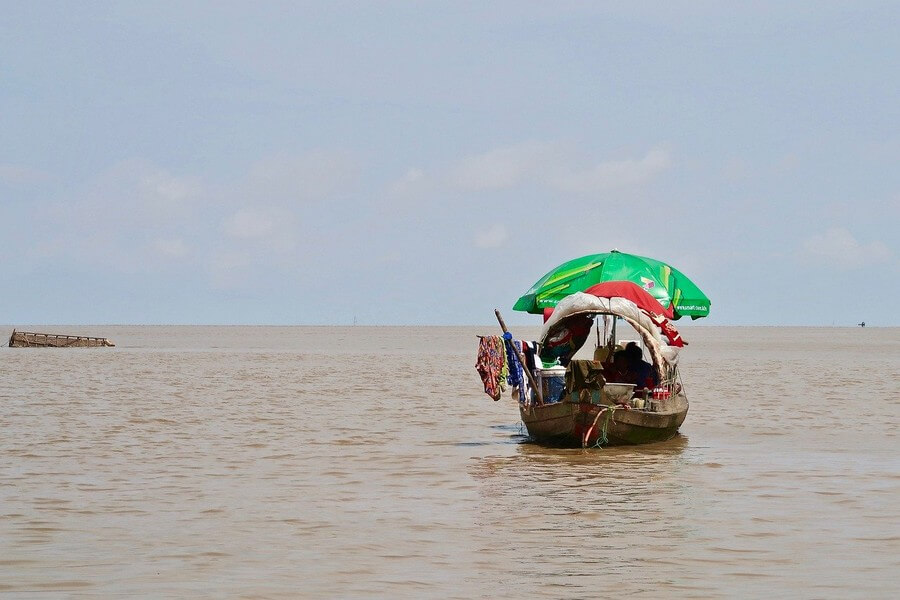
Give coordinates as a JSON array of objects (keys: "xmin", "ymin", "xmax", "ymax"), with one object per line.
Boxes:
[{"xmin": 2, "ymin": 2, "xmax": 898, "ymax": 327}]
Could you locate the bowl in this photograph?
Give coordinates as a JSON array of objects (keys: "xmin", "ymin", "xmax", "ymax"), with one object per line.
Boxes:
[{"xmin": 602, "ymin": 382, "xmax": 635, "ymax": 404}]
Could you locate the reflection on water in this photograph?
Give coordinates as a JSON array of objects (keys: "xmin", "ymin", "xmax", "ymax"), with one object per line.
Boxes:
[
  {"xmin": 469, "ymin": 436, "xmax": 696, "ymax": 595},
  {"xmin": 1, "ymin": 325, "xmax": 898, "ymax": 598}
]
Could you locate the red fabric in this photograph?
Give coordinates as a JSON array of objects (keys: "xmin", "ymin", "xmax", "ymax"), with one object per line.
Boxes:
[
  {"xmin": 542, "ymin": 307, "xmax": 554, "ymax": 323},
  {"xmin": 583, "ymin": 281, "xmax": 674, "ymax": 319},
  {"xmin": 645, "ymin": 311, "xmax": 686, "ymax": 347},
  {"xmin": 584, "ymin": 281, "xmax": 685, "ymax": 347}
]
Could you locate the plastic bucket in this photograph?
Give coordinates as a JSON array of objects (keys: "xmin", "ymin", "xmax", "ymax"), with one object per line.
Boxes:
[{"xmin": 537, "ymin": 367, "xmax": 567, "ymax": 404}]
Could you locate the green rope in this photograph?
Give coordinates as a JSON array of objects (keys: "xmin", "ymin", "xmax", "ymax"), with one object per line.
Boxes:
[{"xmin": 591, "ymin": 406, "xmax": 617, "ymax": 449}]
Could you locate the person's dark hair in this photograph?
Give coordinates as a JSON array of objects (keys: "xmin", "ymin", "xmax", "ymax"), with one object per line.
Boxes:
[{"xmin": 625, "ymin": 342, "xmax": 642, "ymax": 360}]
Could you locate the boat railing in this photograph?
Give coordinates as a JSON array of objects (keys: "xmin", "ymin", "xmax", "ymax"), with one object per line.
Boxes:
[{"xmin": 7, "ymin": 329, "xmax": 115, "ymax": 348}]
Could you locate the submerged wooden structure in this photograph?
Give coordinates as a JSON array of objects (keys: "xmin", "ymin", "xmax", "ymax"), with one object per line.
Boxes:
[{"xmin": 7, "ymin": 329, "xmax": 115, "ymax": 348}]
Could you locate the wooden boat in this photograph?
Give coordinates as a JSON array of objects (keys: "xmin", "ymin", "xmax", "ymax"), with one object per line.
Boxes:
[
  {"xmin": 7, "ymin": 329, "xmax": 115, "ymax": 348},
  {"xmin": 486, "ymin": 288, "xmax": 690, "ymax": 448},
  {"xmin": 519, "ymin": 390, "xmax": 688, "ymax": 447}
]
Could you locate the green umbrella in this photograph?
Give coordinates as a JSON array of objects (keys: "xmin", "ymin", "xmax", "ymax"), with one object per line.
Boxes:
[{"xmin": 512, "ymin": 250, "xmax": 711, "ymax": 320}]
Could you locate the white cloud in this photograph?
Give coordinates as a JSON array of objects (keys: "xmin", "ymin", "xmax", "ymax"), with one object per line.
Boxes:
[
  {"xmin": 153, "ymin": 238, "xmax": 189, "ymax": 258},
  {"xmin": 223, "ymin": 208, "xmax": 275, "ymax": 239},
  {"xmin": 447, "ymin": 142, "xmax": 671, "ymax": 193},
  {"xmin": 723, "ymin": 157, "xmax": 752, "ymax": 181},
  {"xmin": 247, "ymin": 150, "xmax": 357, "ymax": 204},
  {"xmin": 474, "ymin": 224, "xmax": 508, "ymax": 248},
  {"xmin": 778, "ymin": 153, "xmax": 800, "ymax": 172},
  {"xmin": 451, "ymin": 142, "xmax": 553, "ymax": 191},
  {"xmin": 546, "ymin": 146, "xmax": 671, "ymax": 193},
  {"xmin": 20, "ymin": 160, "xmax": 205, "ymax": 272},
  {"xmin": 81, "ymin": 159, "xmax": 203, "ymax": 226},
  {"xmin": 16, "ymin": 152, "xmax": 351, "ymax": 286},
  {"xmin": 139, "ymin": 171, "xmax": 200, "ymax": 204},
  {"xmin": 208, "ymin": 252, "xmax": 252, "ymax": 289},
  {"xmin": 0, "ymin": 164, "xmax": 51, "ymax": 186},
  {"xmin": 387, "ymin": 168, "xmax": 427, "ymax": 198},
  {"xmin": 800, "ymin": 228, "xmax": 893, "ymax": 269}
]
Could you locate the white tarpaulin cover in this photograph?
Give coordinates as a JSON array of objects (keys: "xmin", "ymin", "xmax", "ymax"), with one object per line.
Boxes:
[{"xmin": 539, "ymin": 292, "xmax": 672, "ymax": 377}]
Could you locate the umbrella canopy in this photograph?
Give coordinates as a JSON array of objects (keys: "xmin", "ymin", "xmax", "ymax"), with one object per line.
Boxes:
[
  {"xmin": 513, "ymin": 250, "xmax": 710, "ymax": 320},
  {"xmin": 582, "ymin": 281, "xmax": 674, "ymax": 319}
]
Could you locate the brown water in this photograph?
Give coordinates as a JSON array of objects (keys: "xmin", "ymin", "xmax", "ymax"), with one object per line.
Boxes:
[{"xmin": 1, "ymin": 326, "xmax": 898, "ymax": 598}]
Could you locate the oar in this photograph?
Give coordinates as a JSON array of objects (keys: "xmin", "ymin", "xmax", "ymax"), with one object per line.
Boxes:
[{"xmin": 494, "ymin": 309, "xmax": 544, "ymax": 405}]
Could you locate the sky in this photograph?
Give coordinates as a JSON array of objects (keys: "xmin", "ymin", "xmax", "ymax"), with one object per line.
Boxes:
[{"xmin": 2, "ymin": 1, "xmax": 898, "ymax": 326}]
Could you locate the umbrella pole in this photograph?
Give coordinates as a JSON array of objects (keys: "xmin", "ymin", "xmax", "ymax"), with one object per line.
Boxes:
[{"xmin": 494, "ymin": 309, "xmax": 544, "ymax": 405}]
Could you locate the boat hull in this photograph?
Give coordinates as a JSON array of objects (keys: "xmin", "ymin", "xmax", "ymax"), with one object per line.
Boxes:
[{"xmin": 519, "ymin": 394, "xmax": 688, "ymax": 447}]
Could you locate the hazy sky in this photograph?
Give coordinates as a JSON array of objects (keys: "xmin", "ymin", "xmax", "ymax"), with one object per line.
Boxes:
[{"xmin": 2, "ymin": 2, "xmax": 898, "ymax": 326}]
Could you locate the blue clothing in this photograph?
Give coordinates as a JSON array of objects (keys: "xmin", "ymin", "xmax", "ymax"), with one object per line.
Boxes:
[
  {"xmin": 503, "ymin": 332, "xmax": 525, "ymax": 400},
  {"xmin": 630, "ymin": 360, "xmax": 656, "ymax": 389}
]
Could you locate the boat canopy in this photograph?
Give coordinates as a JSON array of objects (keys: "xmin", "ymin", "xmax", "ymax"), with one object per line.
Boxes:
[{"xmin": 538, "ymin": 292, "xmax": 678, "ymax": 379}]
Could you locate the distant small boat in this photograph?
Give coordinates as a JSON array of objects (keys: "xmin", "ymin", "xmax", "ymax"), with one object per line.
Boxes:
[{"xmin": 7, "ymin": 329, "xmax": 115, "ymax": 348}]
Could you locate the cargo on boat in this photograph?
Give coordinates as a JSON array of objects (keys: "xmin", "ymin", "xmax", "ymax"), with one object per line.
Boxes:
[{"xmin": 7, "ymin": 329, "xmax": 115, "ymax": 348}]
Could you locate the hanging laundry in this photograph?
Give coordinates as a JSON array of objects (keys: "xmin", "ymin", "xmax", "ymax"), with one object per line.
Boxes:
[
  {"xmin": 521, "ymin": 341, "xmax": 540, "ymax": 373},
  {"xmin": 476, "ymin": 336, "xmax": 506, "ymax": 400},
  {"xmin": 498, "ymin": 342, "xmax": 509, "ymax": 394},
  {"xmin": 565, "ymin": 360, "xmax": 606, "ymax": 395},
  {"xmin": 503, "ymin": 332, "xmax": 524, "ymax": 393},
  {"xmin": 505, "ymin": 335, "xmax": 538, "ymax": 406}
]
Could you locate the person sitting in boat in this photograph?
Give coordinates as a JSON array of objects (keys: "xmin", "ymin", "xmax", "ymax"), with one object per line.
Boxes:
[
  {"xmin": 601, "ymin": 349, "xmax": 628, "ymax": 382},
  {"xmin": 624, "ymin": 342, "xmax": 657, "ymax": 391}
]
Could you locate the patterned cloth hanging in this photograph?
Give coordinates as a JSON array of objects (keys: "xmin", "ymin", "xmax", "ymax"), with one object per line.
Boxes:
[{"xmin": 475, "ymin": 336, "xmax": 507, "ymax": 400}]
